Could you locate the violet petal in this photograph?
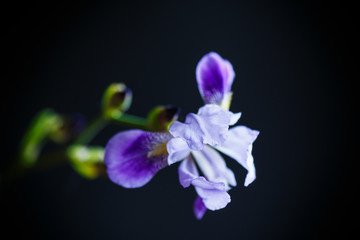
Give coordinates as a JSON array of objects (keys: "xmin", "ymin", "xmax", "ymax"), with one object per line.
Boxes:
[
  {"xmin": 193, "ymin": 196, "xmax": 207, "ymax": 220},
  {"xmin": 104, "ymin": 130, "xmax": 172, "ymax": 188},
  {"xmin": 196, "ymin": 52, "xmax": 235, "ymax": 105}
]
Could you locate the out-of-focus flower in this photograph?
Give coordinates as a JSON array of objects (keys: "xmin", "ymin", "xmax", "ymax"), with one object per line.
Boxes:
[
  {"xmin": 67, "ymin": 145, "xmax": 105, "ymax": 179},
  {"xmin": 19, "ymin": 109, "xmax": 61, "ymax": 167},
  {"xmin": 49, "ymin": 114, "xmax": 86, "ymax": 143}
]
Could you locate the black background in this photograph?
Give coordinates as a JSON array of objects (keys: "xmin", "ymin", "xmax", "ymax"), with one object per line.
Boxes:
[{"xmin": 1, "ymin": 1, "xmax": 357, "ymax": 239}]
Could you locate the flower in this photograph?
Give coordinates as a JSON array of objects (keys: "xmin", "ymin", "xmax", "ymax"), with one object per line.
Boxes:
[
  {"xmin": 167, "ymin": 104, "xmax": 259, "ymax": 219},
  {"xmin": 166, "ymin": 52, "xmax": 259, "ymax": 219},
  {"xmin": 104, "ymin": 52, "xmax": 259, "ymax": 220}
]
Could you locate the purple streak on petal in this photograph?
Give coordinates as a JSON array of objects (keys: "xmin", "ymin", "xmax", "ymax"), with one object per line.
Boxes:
[
  {"xmin": 196, "ymin": 52, "xmax": 235, "ymax": 104},
  {"xmin": 178, "ymin": 156, "xmax": 199, "ymax": 188},
  {"xmin": 169, "ymin": 104, "xmax": 234, "ymax": 151},
  {"xmin": 215, "ymin": 126, "xmax": 259, "ymax": 187},
  {"xmin": 192, "ymin": 177, "xmax": 231, "ymax": 210},
  {"xmin": 192, "ymin": 146, "xmax": 237, "ymax": 187},
  {"xmin": 167, "ymin": 137, "xmax": 191, "ymax": 165},
  {"xmin": 193, "ymin": 196, "xmax": 207, "ymax": 220},
  {"xmin": 104, "ymin": 130, "xmax": 172, "ymax": 188}
]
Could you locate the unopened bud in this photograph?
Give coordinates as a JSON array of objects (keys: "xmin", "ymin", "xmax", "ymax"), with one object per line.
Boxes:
[
  {"xmin": 147, "ymin": 105, "xmax": 180, "ymax": 131},
  {"xmin": 49, "ymin": 114, "xmax": 86, "ymax": 143},
  {"xmin": 67, "ymin": 145, "xmax": 105, "ymax": 179},
  {"xmin": 102, "ymin": 83, "xmax": 132, "ymax": 119},
  {"xmin": 19, "ymin": 109, "xmax": 61, "ymax": 167}
]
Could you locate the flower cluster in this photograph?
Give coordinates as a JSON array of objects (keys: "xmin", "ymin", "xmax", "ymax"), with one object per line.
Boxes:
[{"xmin": 104, "ymin": 52, "xmax": 259, "ymax": 219}]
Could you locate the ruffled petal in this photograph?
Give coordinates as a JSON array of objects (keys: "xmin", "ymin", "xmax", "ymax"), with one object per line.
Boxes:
[
  {"xmin": 192, "ymin": 146, "xmax": 237, "ymax": 188},
  {"xmin": 104, "ymin": 130, "xmax": 172, "ymax": 188},
  {"xmin": 196, "ymin": 52, "xmax": 235, "ymax": 105},
  {"xmin": 178, "ymin": 156, "xmax": 199, "ymax": 188},
  {"xmin": 169, "ymin": 104, "xmax": 239, "ymax": 151},
  {"xmin": 193, "ymin": 196, "xmax": 207, "ymax": 220},
  {"xmin": 192, "ymin": 177, "xmax": 231, "ymax": 211},
  {"xmin": 167, "ymin": 137, "xmax": 191, "ymax": 165},
  {"xmin": 166, "ymin": 138, "xmax": 190, "ymax": 165},
  {"xmin": 178, "ymin": 156, "xmax": 231, "ymax": 211},
  {"xmin": 215, "ymin": 126, "xmax": 259, "ymax": 186}
]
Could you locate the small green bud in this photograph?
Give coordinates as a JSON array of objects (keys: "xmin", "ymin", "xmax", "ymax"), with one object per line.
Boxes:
[
  {"xmin": 19, "ymin": 109, "xmax": 61, "ymax": 167},
  {"xmin": 102, "ymin": 83, "xmax": 132, "ymax": 120},
  {"xmin": 147, "ymin": 105, "xmax": 180, "ymax": 131},
  {"xmin": 67, "ymin": 145, "xmax": 105, "ymax": 179},
  {"xmin": 48, "ymin": 114, "xmax": 86, "ymax": 143}
]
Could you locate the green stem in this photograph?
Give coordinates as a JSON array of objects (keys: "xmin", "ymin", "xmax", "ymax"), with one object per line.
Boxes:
[
  {"xmin": 1, "ymin": 112, "xmax": 150, "ymax": 186},
  {"xmin": 111, "ymin": 113, "xmax": 148, "ymax": 130},
  {"xmin": 74, "ymin": 114, "xmax": 108, "ymax": 145}
]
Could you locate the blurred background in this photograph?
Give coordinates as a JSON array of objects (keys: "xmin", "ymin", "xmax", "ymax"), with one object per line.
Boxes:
[{"xmin": 1, "ymin": 1, "xmax": 356, "ymax": 239}]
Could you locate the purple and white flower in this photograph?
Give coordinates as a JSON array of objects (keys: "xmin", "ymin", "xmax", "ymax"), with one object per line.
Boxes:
[
  {"xmin": 167, "ymin": 104, "xmax": 259, "ymax": 219},
  {"xmin": 104, "ymin": 52, "xmax": 259, "ymax": 220}
]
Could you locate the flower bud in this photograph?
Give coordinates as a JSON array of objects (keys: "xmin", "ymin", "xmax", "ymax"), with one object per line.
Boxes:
[
  {"xmin": 102, "ymin": 83, "xmax": 132, "ymax": 119},
  {"xmin": 48, "ymin": 114, "xmax": 86, "ymax": 143},
  {"xmin": 67, "ymin": 145, "xmax": 105, "ymax": 179},
  {"xmin": 19, "ymin": 109, "xmax": 61, "ymax": 167},
  {"xmin": 147, "ymin": 105, "xmax": 180, "ymax": 131}
]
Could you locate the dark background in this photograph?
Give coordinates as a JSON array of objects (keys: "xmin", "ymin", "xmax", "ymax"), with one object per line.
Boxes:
[{"xmin": 1, "ymin": 1, "xmax": 356, "ymax": 239}]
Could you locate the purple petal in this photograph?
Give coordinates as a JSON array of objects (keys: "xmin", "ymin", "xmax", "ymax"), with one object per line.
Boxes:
[
  {"xmin": 193, "ymin": 196, "xmax": 207, "ymax": 220},
  {"xmin": 192, "ymin": 146, "xmax": 237, "ymax": 188},
  {"xmin": 192, "ymin": 177, "xmax": 231, "ymax": 210},
  {"xmin": 178, "ymin": 156, "xmax": 199, "ymax": 188},
  {"xmin": 169, "ymin": 104, "xmax": 238, "ymax": 151},
  {"xmin": 104, "ymin": 130, "xmax": 172, "ymax": 188},
  {"xmin": 167, "ymin": 137, "xmax": 191, "ymax": 165},
  {"xmin": 215, "ymin": 126, "xmax": 259, "ymax": 186},
  {"xmin": 196, "ymin": 52, "xmax": 235, "ymax": 105}
]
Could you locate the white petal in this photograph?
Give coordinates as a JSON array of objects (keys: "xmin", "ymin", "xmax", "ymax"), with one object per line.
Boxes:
[
  {"xmin": 192, "ymin": 146, "xmax": 237, "ymax": 188},
  {"xmin": 215, "ymin": 126, "xmax": 259, "ymax": 186},
  {"xmin": 169, "ymin": 104, "xmax": 233, "ymax": 151},
  {"xmin": 178, "ymin": 156, "xmax": 199, "ymax": 188},
  {"xmin": 192, "ymin": 177, "xmax": 231, "ymax": 210},
  {"xmin": 167, "ymin": 137, "xmax": 191, "ymax": 165}
]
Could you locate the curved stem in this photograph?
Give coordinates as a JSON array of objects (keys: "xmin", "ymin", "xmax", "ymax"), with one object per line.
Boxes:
[
  {"xmin": 1, "ymin": 112, "xmax": 150, "ymax": 186},
  {"xmin": 74, "ymin": 114, "xmax": 108, "ymax": 145},
  {"xmin": 111, "ymin": 113, "xmax": 149, "ymax": 130}
]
